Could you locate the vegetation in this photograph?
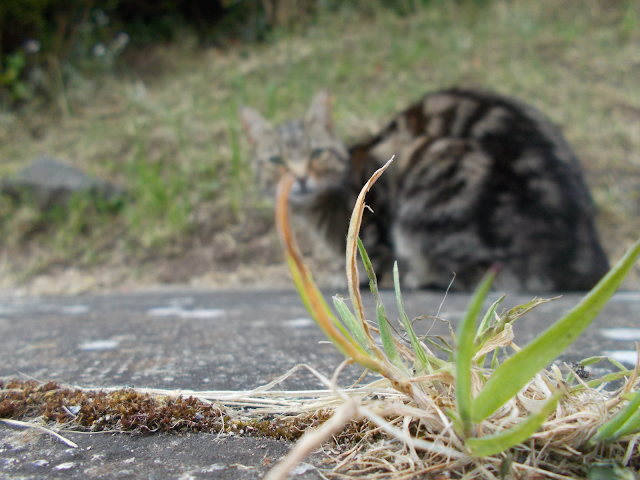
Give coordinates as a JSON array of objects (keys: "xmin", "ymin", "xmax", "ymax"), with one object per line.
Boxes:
[
  {"xmin": 0, "ymin": 0, "xmax": 639, "ymax": 292},
  {"xmin": 269, "ymin": 159, "xmax": 640, "ymax": 479},
  {"xmin": 0, "ymin": 0, "xmax": 452, "ymax": 104}
]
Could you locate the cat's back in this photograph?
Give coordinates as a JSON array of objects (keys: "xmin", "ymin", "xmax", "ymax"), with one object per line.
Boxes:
[{"xmin": 354, "ymin": 88, "xmax": 609, "ymax": 291}]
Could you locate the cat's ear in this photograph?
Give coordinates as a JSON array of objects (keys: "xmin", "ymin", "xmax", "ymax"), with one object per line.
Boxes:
[
  {"xmin": 239, "ymin": 106, "xmax": 274, "ymax": 145},
  {"xmin": 305, "ymin": 89, "xmax": 333, "ymax": 131}
]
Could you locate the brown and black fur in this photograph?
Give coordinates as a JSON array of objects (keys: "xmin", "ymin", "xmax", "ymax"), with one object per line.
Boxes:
[{"xmin": 240, "ymin": 88, "xmax": 609, "ymax": 291}]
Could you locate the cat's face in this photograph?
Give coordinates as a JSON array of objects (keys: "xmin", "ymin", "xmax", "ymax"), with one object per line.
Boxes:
[{"xmin": 240, "ymin": 90, "xmax": 350, "ymax": 206}]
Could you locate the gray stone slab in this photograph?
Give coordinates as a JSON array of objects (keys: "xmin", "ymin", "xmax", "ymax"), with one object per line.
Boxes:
[
  {"xmin": 0, "ymin": 427, "xmax": 321, "ymax": 479},
  {"xmin": 1, "ymin": 156, "xmax": 124, "ymax": 210},
  {"xmin": 1, "ymin": 288, "xmax": 639, "ymax": 478}
]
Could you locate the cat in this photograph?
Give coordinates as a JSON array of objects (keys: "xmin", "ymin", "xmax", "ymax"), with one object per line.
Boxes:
[{"xmin": 239, "ymin": 88, "xmax": 610, "ymax": 291}]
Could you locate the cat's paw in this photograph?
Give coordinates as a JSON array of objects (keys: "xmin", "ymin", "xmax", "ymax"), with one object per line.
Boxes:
[
  {"xmin": 323, "ymin": 265, "xmax": 371, "ymax": 291},
  {"xmin": 400, "ymin": 272, "xmax": 423, "ymax": 290},
  {"xmin": 326, "ymin": 272, "xmax": 349, "ymax": 291}
]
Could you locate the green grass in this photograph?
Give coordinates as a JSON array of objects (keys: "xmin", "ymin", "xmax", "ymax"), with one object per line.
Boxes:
[{"xmin": 0, "ymin": 0, "xmax": 638, "ymax": 288}]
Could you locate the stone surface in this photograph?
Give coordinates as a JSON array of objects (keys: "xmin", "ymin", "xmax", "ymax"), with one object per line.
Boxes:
[
  {"xmin": 0, "ymin": 427, "xmax": 322, "ymax": 479},
  {"xmin": 1, "ymin": 288, "xmax": 640, "ymax": 478},
  {"xmin": 1, "ymin": 156, "xmax": 124, "ymax": 210}
]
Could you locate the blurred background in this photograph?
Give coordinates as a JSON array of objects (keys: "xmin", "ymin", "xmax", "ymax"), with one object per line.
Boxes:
[{"xmin": 0, "ymin": 0, "xmax": 638, "ymax": 294}]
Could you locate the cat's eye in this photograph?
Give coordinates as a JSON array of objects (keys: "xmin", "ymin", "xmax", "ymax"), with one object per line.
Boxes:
[
  {"xmin": 269, "ymin": 155, "xmax": 285, "ymax": 165},
  {"xmin": 309, "ymin": 148, "xmax": 324, "ymax": 160}
]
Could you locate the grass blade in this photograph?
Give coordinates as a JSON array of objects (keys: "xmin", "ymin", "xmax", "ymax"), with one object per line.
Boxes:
[
  {"xmin": 455, "ymin": 267, "xmax": 497, "ymax": 438},
  {"xmin": 466, "ymin": 388, "xmax": 563, "ymax": 457},
  {"xmin": 589, "ymin": 391, "xmax": 640, "ymax": 444},
  {"xmin": 333, "ymin": 295, "xmax": 373, "ymax": 355},
  {"xmin": 277, "ymin": 162, "xmax": 431, "ymax": 405},
  {"xmin": 475, "ymin": 297, "xmax": 558, "ymax": 352},
  {"xmin": 571, "ymin": 369, "xmax": 636, "ymax": 392},
  {"xmin": 471, "ymin": 238, "xmax": 640, "ymax": 423},
  {"xmin": 424, "ymin": 336, "xmax": 454, "ymax": 357},
  {"xmin": 608, "ymin": 405, "xmax": 640, "ymax": 440},
  {"xmin": 474, "ymin": 293, "xmax": 507, "ymax": 366},
  {"xmin": 345, "ymin": 157, "xmax": 395, "ymax": 341},
  {"xmin": 285, "ymin": 253, "xmax": 364, "ymax": 358},
  {"xmin": 581, "ymin": 356, "xmax": 627, "ymax": 369},
  {"xmin": 500, "ymin": 297, "xmax": 560, "ymax": 325},
  {"xmin": 276, "ymin": 173, "xmax": 382, "ymax": 372},
  {"xmin": 473, "ymin": 324, "xmax": 514, "ymax": 363},
  {"xmin": 445, "ymin": 408, "xmax": 466, "ymax": 440},
  {"xmin": 476, "ymin": 294, "xmax": 506, "ymax": 339},
  {"xmin": 357, "ymin": 238, "xmax": 405, "ymax": 371},
  {"xmin": 394, "ymin": 262, "xmax": 431, "ymax": 373}
]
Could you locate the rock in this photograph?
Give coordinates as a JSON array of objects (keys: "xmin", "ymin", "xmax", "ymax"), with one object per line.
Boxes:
[{"xmin": 1, "ymin": 156, "xmax": 125, "ymax": 210}]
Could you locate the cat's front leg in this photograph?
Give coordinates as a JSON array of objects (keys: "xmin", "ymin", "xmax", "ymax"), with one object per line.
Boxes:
[
  {"xmin": 391, "ymin": 226, "xmax": 433, "ymax": 289},
  {"xmin": 320, "ymin": 254, "xmax": 382, "ymax": 291}
]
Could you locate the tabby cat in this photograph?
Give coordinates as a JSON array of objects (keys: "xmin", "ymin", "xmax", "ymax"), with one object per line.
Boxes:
[{"xmin": 240, "ymin": 88, "xmax": 609, "ymax": 291}]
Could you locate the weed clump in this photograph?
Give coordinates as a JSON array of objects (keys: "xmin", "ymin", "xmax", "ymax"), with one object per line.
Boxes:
[{"xmin": 266, "ymin": 159, "xmax": 640, "ymax": 479}]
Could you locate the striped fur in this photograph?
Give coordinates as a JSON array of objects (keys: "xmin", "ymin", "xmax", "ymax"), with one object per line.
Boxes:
[{"xmin": 241, "ymin": 88, "xmax": 609, "ymax": 291}]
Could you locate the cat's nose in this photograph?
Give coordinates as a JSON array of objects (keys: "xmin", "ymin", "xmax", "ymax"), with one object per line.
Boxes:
[{"xmin": 295, "ymin": 176, "xmax": 308, "ymax": 192}]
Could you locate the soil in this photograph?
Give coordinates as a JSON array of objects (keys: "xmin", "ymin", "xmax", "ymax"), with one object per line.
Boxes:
[
  {"xmin": 0, "ymin": 207, "xmax": 342, "ymax": 296},
  {"xmin": 3, "ymin": 210, "xmax": 639, "ymax": 297}
]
